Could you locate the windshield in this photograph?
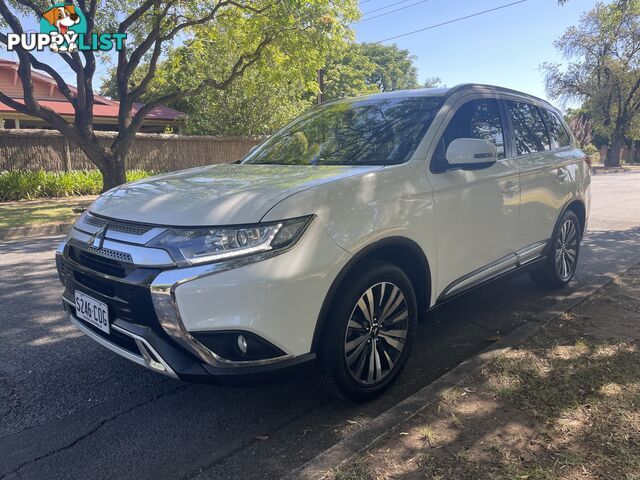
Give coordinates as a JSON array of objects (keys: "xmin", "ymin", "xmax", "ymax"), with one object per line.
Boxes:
[{"xmin": 243, "ymin": 96, "xmax": 444, "ymax": 166}]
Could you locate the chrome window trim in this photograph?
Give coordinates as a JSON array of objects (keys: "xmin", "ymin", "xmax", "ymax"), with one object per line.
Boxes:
[{"xmin": 65, "ymin": 300, "xmax": 178, "ymax": 379}]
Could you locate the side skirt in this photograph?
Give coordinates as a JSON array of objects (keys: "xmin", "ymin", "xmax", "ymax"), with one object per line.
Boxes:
[{"xmin": 433, "ymin": 246, "xmax": 548, "ymax": 307}]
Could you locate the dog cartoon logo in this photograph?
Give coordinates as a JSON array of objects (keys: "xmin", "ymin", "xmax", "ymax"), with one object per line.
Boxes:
[
  {"xmin": 40, "ymin": 1, "xmax": 86, "ymax": 52},
  {"xmin": 7, "ymin": 0, "xmax": 125, "ymax": 53}
]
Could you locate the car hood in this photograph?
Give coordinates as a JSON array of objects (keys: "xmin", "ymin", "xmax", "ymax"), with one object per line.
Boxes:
[{"xmin": 89, "ymin": 164, "xmax": 382, "ymax": 226}]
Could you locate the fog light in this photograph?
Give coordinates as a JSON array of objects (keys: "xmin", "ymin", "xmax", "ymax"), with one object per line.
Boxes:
[
  {"xmin": 237, "ymin": 335, "xmax": 248, "ymax": 355},
  {"xmin": 191, "ymin": 331, "xmax": 286, "ymax": 361}
]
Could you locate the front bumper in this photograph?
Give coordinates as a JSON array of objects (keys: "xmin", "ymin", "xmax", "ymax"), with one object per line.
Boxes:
[
  {"xmin": 56, "ymin": 213, "xmax": 347, "ymax": 383},
  {"xmin": 62, "ymin": 298, "xmax": 315, "ymax": 384}
]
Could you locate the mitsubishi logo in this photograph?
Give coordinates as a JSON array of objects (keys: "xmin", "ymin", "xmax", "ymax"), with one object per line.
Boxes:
[{"xmin": 87, "ymin": 224, "xmax": 108, "ymax": 249}]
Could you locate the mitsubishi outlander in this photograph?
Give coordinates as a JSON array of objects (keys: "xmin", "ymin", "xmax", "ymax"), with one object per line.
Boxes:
[{"xmin": 56, "ymin": 84, "xmax": 590, "ymax": 400}]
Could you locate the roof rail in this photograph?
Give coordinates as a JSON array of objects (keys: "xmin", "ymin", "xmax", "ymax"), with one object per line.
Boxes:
[{"xmin": 446, "ymin": 83, "xmax": 552, "ymax": 107}]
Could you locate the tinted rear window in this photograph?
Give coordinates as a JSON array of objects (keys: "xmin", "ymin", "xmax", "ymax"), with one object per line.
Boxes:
[
  {"xmin": 543, "ymin": 109, "xmax": 571, "ymax": 148},
  {"xmin": 506, "ymin": 101, "xmax": 551, "ymax": 155}
]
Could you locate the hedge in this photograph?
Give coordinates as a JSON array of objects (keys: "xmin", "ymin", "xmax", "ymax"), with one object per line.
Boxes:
[{"xmin": 0, "ymin": 170, "xmax": 153, "ymax": 202}]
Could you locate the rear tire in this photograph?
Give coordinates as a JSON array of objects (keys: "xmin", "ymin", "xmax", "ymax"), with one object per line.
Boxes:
[
  {"xmin": 530, "ymin": 210, "xmax": 581, "ymax": 290},
  {"xmin": 314, "ymin": 259, "xmax": 417, "ymax": 401}
]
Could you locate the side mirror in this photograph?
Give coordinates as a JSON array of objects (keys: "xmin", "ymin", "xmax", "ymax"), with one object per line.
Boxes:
[{"xmin": 445, "ymin": 138, "xmax": 498, "ymax": 169}]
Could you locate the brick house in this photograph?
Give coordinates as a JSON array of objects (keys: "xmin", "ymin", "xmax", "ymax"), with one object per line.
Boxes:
[{"xmin": 0, "ymin": 59, "xmax": 183, "ymax": 133}]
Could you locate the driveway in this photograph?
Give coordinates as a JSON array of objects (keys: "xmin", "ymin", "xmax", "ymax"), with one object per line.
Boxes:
[{"xmin": 1, "ymin": 172, "xmax": 639, "ymax": 480}]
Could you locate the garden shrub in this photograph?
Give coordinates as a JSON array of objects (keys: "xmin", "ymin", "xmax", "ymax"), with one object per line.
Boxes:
[{"xmin": 0, "ymin": 170, "xmax": 154, "ymax": 201}]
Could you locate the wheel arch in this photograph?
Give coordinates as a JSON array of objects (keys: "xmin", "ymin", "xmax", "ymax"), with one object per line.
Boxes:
[
  {"xmin": 564, "ymin": 199, "xmax": 587, "ymax": 237},
  {"xmin": 543, "ymin": 199, "xmax": 586, "ymax": 258},
  {"xmin": 311, "ymin": 236, "xmax": 432, "ymax": 352}
]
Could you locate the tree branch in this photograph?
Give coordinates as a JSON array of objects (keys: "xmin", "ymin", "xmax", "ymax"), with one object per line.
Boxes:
[
  {"xmin": 0, "ymin": 33, "xmax": 78, "ymax": 104},
  {"xmin": 112, "ymin": 35, "xmax": 272, "ymax": 158},
  {"xmin": 0, "ymin": 91, "xmax": 34, "ymax": 116},
  {"xmin": 161, "ymin": 1, "xmax": 271, "ymax": 42},
  {"xmin": 0, "ymin": 0, "xmax": 108, "ymax": 164},
  {"xmin": 127, "ymin": 40, "xmax": 163, "ymax": 101},
  {"xmin": 118, "ymin": 0, "xmax": 159, "ymax": 34},
  {"xmin": 52, "ymin": 53, "xmax": 81, "ymax": 78},
  {"xmin": 624, "ymin": 76, "xmax": 640, "ymax": 112},
  {"xmin": 77, "ymin": 0, "xmax": 98, "ymax": 35},
  {"xmin": 12, "ymin": 0, "xmax": 41, "ymax": 17}
]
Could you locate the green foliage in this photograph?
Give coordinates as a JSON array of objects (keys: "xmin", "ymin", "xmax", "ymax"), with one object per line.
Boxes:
[
  {"xmin": 358, "ymin": 43, "xmax": 420, "ymax": 92},
  {"xmin": 323, "ymin": 44, "xmax": 379, "ymax": 100},
  {"xmin": 423, "ymin": 77, "xmax": 444, "ymax": 88},
  {"xmin": 100, "ymin": 0, "xmax": 359, "ymax": 136},
  {"xmin": 542, "ymin": 0, "xmax": 640, "ymax": 163},
  {"xmin": 0, "ymin": 170, "xmax": 153, "ymax": 201},
  {"xmin": 582, "ymin": 144, "xmax": 600, "ymax": 162},
  {"xmin": 101, "ymin": 35, "xmax": 429, "ymax": 136},
  {"xmin": 101, "ymin": 51, "xmax": 314, "ymax": 136},
  {"xmin": 174, "ymin": 60, "xmax": 314, "ymax": 136},
  {"xmin": 323, "ymin": 43, "xmax": 421, "ymax": 100}
]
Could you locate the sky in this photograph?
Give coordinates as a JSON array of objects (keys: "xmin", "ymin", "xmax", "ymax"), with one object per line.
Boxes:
[
  {"xmin": 1, "ymin": 0, "xmax": 601, "ymax": 106},
  {"xmin": 354, "ymin": 0, "xmax": 600, "ymax": 102}
]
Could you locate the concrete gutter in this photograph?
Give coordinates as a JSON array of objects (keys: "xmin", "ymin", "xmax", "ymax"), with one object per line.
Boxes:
[
  {"xmin": 0, "ymin": 223, "xmax": 72, "ymax": 240},
  {"xmin": 590, "ymin": 165, "xmax": 640, "ymax": 175},
  {"xmin": 286, "ymin": 259, "xmax": 640, "ymax": 480}
]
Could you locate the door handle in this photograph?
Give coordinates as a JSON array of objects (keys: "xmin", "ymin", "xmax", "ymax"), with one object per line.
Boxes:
[
  {"xmin": 501, "ymin": 183, "xmax": 520, "ymax": 194},
  {"xmin": 556, "ymin": 169, "xmax": 568, "ymax": 181}
]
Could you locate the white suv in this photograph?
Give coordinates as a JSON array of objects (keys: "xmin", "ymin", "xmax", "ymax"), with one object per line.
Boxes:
[{"xmin": 56, "ymin": 84, "xmax": 590, "ymax": 400}]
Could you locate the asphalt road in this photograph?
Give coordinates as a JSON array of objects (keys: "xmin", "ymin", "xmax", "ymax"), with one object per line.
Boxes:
[{"xmin": 1, "ymin": 172, "xmax": 639, "ymax": 480}]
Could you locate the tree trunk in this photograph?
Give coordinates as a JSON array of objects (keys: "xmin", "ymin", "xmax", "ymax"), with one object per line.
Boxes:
[
  {"xmin": 74, "ymin": 136, "xmax": 127, "ymax": 192},
  {"xmin": 99, "ymin": 158, "xmax": 127, "ymax": 192},
  {"xmin": 62, "ymin": 138, "xmax": 72, "ymax": 172},
  {"xmin": 606, "ymin": 133, "xmax": 625, "ymax": 167}
]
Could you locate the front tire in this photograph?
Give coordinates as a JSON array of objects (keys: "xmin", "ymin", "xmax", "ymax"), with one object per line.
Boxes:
[
  {"xmin": 530, "ymin": 210, "xmax": 581, "ymax": 289},
  {"xmin": 314, "ymin": 260, "xmax": 417, "ymax": 401}
]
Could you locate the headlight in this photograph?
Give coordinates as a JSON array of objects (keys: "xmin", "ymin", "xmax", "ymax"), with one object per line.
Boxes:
[{"xmin": 148, "ymin": 215, "xmax": 314, "ymax": 265}]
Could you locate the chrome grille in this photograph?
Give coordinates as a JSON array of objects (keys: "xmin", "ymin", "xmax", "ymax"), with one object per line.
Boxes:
[
  {"xmin": 69, "ymin": 238, "xmax": 133, "ymax": 264},
  {"xmin": 85, "ymin": 214, "xmax": 153, "ymax": 236}
]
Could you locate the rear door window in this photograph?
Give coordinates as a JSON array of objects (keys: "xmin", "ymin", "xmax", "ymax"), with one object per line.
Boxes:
[
  {"xmin": 506, "ymin": 101, "xmax": 551, "ymax": 155},
  {"xmin": 542, "ymin": 109, "xmax": 571, "ymax": 149}
]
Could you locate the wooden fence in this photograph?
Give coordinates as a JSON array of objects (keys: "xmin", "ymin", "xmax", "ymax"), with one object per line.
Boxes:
[
  {"xmin": 0, "ymin": 129, "xmax": 264, "ymax": 172},
  {"xmin": 598, "ymin": 143, "xmax": 639, "ymax": 164}
]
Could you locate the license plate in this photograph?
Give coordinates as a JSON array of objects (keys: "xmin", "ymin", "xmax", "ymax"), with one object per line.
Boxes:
[{"xmin": 75, "ymin": 291, "xmax": 110, "ymax": 334}]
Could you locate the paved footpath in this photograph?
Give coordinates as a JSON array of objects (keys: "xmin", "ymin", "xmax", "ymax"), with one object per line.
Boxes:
[{"xmin": 1, "ymin": 173, "xmax": 639, "ymax": 480}]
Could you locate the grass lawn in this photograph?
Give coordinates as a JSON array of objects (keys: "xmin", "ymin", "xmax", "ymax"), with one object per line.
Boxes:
[
  {"xmin": 335, "ymin": 265, "xmax": 640, "ymax": 480},
  {"xmin": 0, "ymin": 196, "xmax": 95, "ymax": 229}
]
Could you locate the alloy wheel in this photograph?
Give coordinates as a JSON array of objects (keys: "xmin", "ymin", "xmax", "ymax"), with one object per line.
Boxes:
[
  {"xmin": 555, "ymin": 219, "xmax": 579, "ymax": 280},
  {"xmin": 344, "ymin": 282, "xmax": 409, "ymax": 385}
]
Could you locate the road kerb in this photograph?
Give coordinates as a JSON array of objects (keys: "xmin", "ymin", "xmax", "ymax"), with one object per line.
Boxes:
[
  {"xmin": 285, "ymin": 259, "xmax": 640, "ymax": 480},
  {"xmin": 0, "ymin": 223, "xmax": 72, "ymax": 240}
]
